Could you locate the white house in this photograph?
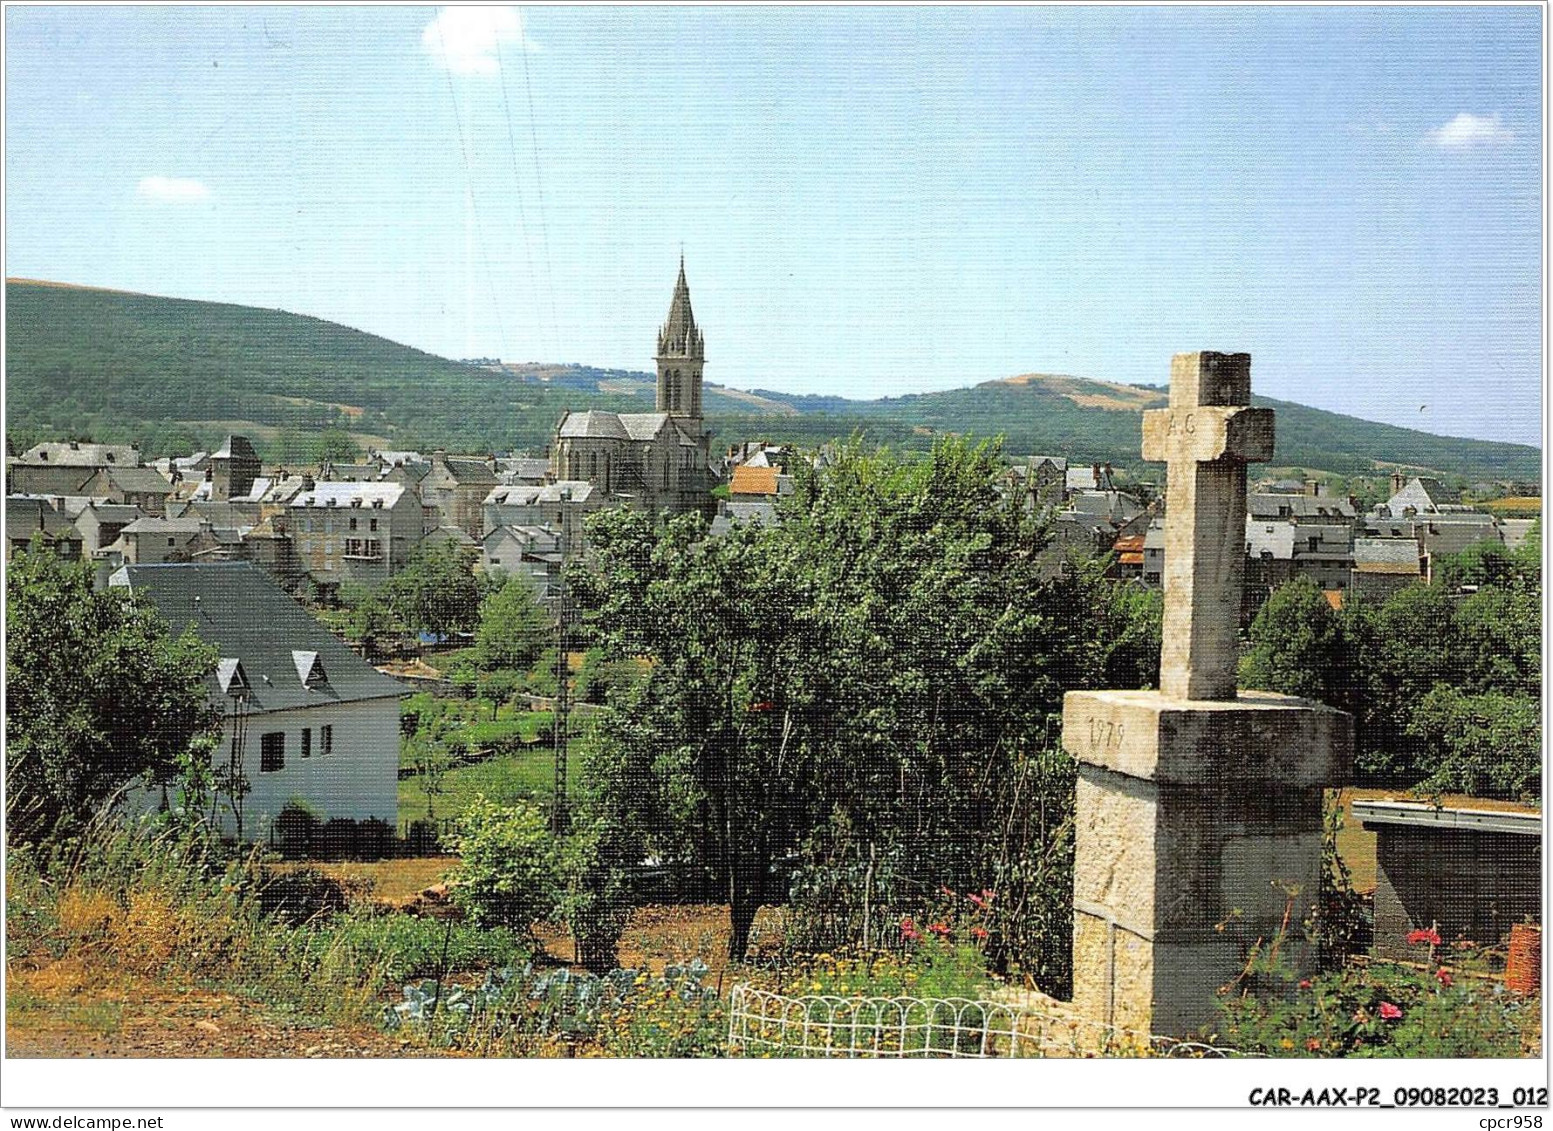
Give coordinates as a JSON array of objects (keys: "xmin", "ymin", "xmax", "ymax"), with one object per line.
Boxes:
[{"xmin": 110, "ymin": 561, "xmax": 405, "ymax": 841}]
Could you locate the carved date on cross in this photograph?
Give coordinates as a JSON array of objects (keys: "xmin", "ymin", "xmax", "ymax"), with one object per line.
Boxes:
[{"xmin": 1087, "ymin": 716, "xmax": 1125, "ymax": 751}]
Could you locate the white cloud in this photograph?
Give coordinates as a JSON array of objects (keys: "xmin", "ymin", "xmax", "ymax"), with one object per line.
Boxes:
[
  {"xmin": 135, "ymin": 176, "xmax": 212, "ymax": 203},
  {"xmin": 422, "ymin": 6, "xmax": 535, "ymax": 76},
  {"xmin": 1426, "ymin": 112, "xmax": 1515, "ymax": 149}
]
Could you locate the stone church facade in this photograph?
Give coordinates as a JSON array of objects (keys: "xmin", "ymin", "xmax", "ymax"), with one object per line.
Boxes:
[{"xmin": 550, "ymin": 259, "xmax": 716, "ymax": 516}]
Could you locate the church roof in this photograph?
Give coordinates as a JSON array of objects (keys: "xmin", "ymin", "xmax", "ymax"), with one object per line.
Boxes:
[
  {"xmin": 558, "ymin": 410, "xmax": 629, "ymax": 440},
  {"xmin": 657, "ymin": 256, "xmax": 705, "ymax": 359},
  {"xmin": 618, "ymin": 412, "xmax": 672, "ymax": 441}
]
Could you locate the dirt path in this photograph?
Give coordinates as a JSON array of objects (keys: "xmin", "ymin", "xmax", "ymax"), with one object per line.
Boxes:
[{"xmin": 5, "ymin": 957, "xmax": 445, "ymax": 1059}]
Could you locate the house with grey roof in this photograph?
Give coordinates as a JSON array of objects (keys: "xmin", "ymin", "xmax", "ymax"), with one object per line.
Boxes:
[
  {"xmin": 110, "ymin": 562, "xmax": 405, "ymax": 840},
  {"xmin": 5, "ymin": 496, "xmax": 83, "ymax": 560},
  {"xmin": 1352, "ymin": 537, "xmax": 1424, "ymax": 599},
  {"xmin": 290, "ymin": 480, "xmax": 423, "ymax": 585},
  {"xmin": 114, "ymin": 516, "xmax": 207, "ymax": 564},
  {"xmin": 75, "ymin": 501, "xmax": 144, "ymax": 558},
  {"xmin": 84, "ymin": 465, "xmax": 175, "ymax": 515},
  {"xmin": 421, "ymin": 451, "xmax": 499, "ymax": 539},
  {"xmin": 8, "ymin": 441, "xmax": 142, "ymax": 496},
  {"xmin": 483, "ymin": 480, "xmax": 604, "ymax": 558},
  {"xmin": 481, "ymin": 524, "xmax": 562, "ymax": 603}
]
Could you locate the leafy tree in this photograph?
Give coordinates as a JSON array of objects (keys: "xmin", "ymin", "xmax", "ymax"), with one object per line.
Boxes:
[
  {"xmin": 336, "ymin": 580, "xmax": 403, "ymax": 658},
  {"xmin": 1240, "ymin": 576, "xmax": 1352, "ymax": 710},
  {"xmin": 446, "ymin": 796, "xmax": 560, "ymax": 932},
  {"xmin": 383, "ymin": 542, "xmax": 484, "ymax": 643},
  {"xmin": 5, "ymin": 549, "xmax": 221, "ymax": 842},
  {"xmin": 1406, "ymin": 687, "xmax": 1540, "ymax": 801},
  {"xmin": 474, "ymin": 573, "xmax": 551, "ymax": 673},
  {"xmin": 573, "ymin": 436, "xmax": 1134, "ymax": 967}
]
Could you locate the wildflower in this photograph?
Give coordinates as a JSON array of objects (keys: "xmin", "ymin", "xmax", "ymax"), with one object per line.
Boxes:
[
  {"xmin": 1378, "ymin": 1001, "xmax": 1402, "ymax": 1021},
  {"xmin": 970, "ymin": 925, "xmax": 989, "ymax": 941},
  {"xmin": 1352, "ymin": 1008, "xmax": 1368, "ymax": 1024},
  {"xmin": 1298, "ymin": 979, "xmax": 1312, "ymax": 990},
  {"xmin": 1435, "ymin": 967, "xmax": 1453, "ymax": 988},
  {"xmin": 1306, "ymin": 1038, "xmax": 1321, "ymax": 1051},
  {"xmin": 967, "ymin": 889, "xmax": 995, "ymax": 909},
  {"xmin": 900, "ymin": 917, "xmax": 921, "ymax": 942},
  {"xmin": 940, "ymin": 886, "xmax": 957, "ymax": 899},
  {"xmin": 927, "ymin": 922, "xmax": 951, "ymax": 938},
  {"xmin": 1406, "ymin": 927, "xmax": 1442, "ymax": 947}
]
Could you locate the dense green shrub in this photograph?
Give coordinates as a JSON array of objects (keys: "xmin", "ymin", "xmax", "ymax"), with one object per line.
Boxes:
[{"xmin": 445, "ymin": 796, "xmax": 560, "ymax": 932}]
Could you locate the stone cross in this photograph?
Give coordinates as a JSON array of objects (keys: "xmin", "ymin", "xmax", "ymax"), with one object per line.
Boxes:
[
  {"xmin": 1140, "ymin": 352, "xmax": 1274, "ymax": 701},
  {"xmin": 1062, "ymin": 350, "xmax": 1350, "ymax": 1040}
]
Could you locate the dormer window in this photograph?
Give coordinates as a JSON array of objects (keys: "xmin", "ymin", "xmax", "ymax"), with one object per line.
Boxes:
[
  {"xmin": 216, "ymin": 657, "xmax": 249, "ymax": 696},
  {"xmin": 292, "ymin": 650, "xmax": 328, "ymax": 688}
]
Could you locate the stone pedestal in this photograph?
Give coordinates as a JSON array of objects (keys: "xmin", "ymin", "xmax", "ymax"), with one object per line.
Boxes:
[{"xmin": 1063, "ymin": 688, "xmax": 1352, "ymax": 1037}]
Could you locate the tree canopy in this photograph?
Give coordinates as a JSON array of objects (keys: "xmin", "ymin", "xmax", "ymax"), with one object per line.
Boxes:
[{"xmin": 6, "ymin": 548, "xmax": 221, "ymax": 841}]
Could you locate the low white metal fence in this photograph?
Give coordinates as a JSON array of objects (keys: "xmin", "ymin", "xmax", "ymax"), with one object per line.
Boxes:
[{"xmin": 726, "ymin": 984, "xmax": 1248, "ymax": 1058}]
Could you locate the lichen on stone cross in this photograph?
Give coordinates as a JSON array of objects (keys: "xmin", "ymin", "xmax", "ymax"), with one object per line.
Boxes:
[{"xmin": 1141, "ymin": 352, "xmax": 1275, "ymax": 701}]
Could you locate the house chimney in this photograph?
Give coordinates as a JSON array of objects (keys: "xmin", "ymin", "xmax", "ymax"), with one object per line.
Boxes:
[
  {"xmin": 1391, "ymin": 472, "xmax": 1406, "ymax": 496},
  {"xmin": 1304, "ymin": 478, "xmax": 1319, "ymax": 498}
]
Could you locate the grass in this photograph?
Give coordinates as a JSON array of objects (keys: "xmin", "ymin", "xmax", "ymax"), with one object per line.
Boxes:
[{"xmin": 400, "ymin": 748, "xmax": 558, "ymax": 823}]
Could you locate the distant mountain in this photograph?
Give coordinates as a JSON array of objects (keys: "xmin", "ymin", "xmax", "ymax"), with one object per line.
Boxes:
[{"xmin": 4, "ymin": 279, "xmax": 1539, "ymax": 482}]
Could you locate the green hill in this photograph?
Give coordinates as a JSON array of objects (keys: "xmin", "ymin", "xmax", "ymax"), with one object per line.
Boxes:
[{"xmin": 4, "ymin": 279, "xmax": 1540, "ymax": 483}]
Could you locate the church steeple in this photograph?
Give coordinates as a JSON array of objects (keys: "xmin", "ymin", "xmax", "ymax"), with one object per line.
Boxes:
[{"xmin": 655, "ymin": 255, "xmax": 704, "ymax": 418}]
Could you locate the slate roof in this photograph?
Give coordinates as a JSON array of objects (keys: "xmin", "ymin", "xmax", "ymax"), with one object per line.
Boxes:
[
  {"xmin": 122, "ymin": 516, "xmax": 205, "ymax": 537},
  {"xmin": 498, "ymin": 457, "xmax": 551, "ymax": 482},
  {"xmin": 435, "ymin": 456, "xmax": 498, "ymax": 485},
  {"xmin": 1249, "ymin": 494, "xmax": 1356, "ymax": 521},
  {"xmin": 423, "ymin": 524, "xmax": 476, "ymax": 546},
  {"xmin": 483, "ymin": 524, "xmax": 562, "ymax": 552},
  {"xmin": 371, "ymin": 449, "xmax": 426, "ymax": 468},
  {"xmin": 110, "ymin": 562, "xmax": 406, "ymax": 715},
  {"xmin": 618, "ymin": 413, "xmax": 672, "ymax": 442},
  {"xmin": 102, "ymin": 466, "xmax": 175, "ymax": 494},
  {"xmin": 212, "ymin": 435, "xmax": 259, "ymax": 462},
  {"xmin": 16, "ymin": 442, "xmax": 140, "ymax": 467},
  {"xmin": 558, "ymin": 410, "xmax": 629, "ymax": 440},
  {"xmin": 5, "ymin": 496, "xmax": 80, "ymax": 539},
  {"xmin": 536, "ymin": 481, "xmax": 598, "ymax": 504},
  {"xmin": 292, "ymin": 482, "xmax": 406, "ymax": 509},
  {"xmin": 81, "ymin": 502, "xmax": 144, "ymax": 525},
  {"xmin": 1068, "ymin": 489, "xmax": 1145, "ymax": 523},
  {"xmin": 1353, "ymin": 537, "xmax": 1423, "ymax": 574}
]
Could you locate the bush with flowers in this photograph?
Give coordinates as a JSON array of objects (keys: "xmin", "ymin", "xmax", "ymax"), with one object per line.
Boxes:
[{"xmin": 1217, "ymin": 926, "xmax": 1538, "ymax": 1058}]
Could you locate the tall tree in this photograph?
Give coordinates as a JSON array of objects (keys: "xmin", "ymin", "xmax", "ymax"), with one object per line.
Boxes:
[
  {"xmin": 6, "ymin": 548, "xmax": 220, "ymax": 842},
  {"xmin": 382, "ymin": 542, "xmax": 485, "ymax": 643},
  {"xmin": 474, "ymin": 573, "xmax": 551, "ymax": 673}
]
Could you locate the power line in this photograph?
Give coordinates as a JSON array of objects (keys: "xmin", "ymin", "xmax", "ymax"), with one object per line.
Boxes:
[
  {"xmin": 494, "ymin": 37, "xmax": 551, "ymax": 361},
  {"xmin": 435, "ymin": 19, "xmax": 511, "ymax": 363},
  {"xmin": 514, "ymin": 9, "xmax": 562, "ymax": 362}
]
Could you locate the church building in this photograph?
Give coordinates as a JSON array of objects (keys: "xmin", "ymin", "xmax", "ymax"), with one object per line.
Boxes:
[{"xmin": 549, "ymin": 259, "xmax": 716, "ymax": 516}]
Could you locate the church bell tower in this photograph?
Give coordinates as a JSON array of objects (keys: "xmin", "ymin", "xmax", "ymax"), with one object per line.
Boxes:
[{"xmin": 655, "ymin": 256, "xmax": 705, "ymax": 420}]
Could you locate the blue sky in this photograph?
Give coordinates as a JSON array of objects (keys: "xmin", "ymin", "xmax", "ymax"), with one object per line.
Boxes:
[{"xmin": 5, "ymin": 6, "xmax": 1543, "ymax": 445}]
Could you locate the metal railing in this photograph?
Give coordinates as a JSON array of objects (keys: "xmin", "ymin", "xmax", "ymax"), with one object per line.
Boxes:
[{"xmin": 726, "ymin": 984, "xmax": 1248, "ymax": 1059}]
